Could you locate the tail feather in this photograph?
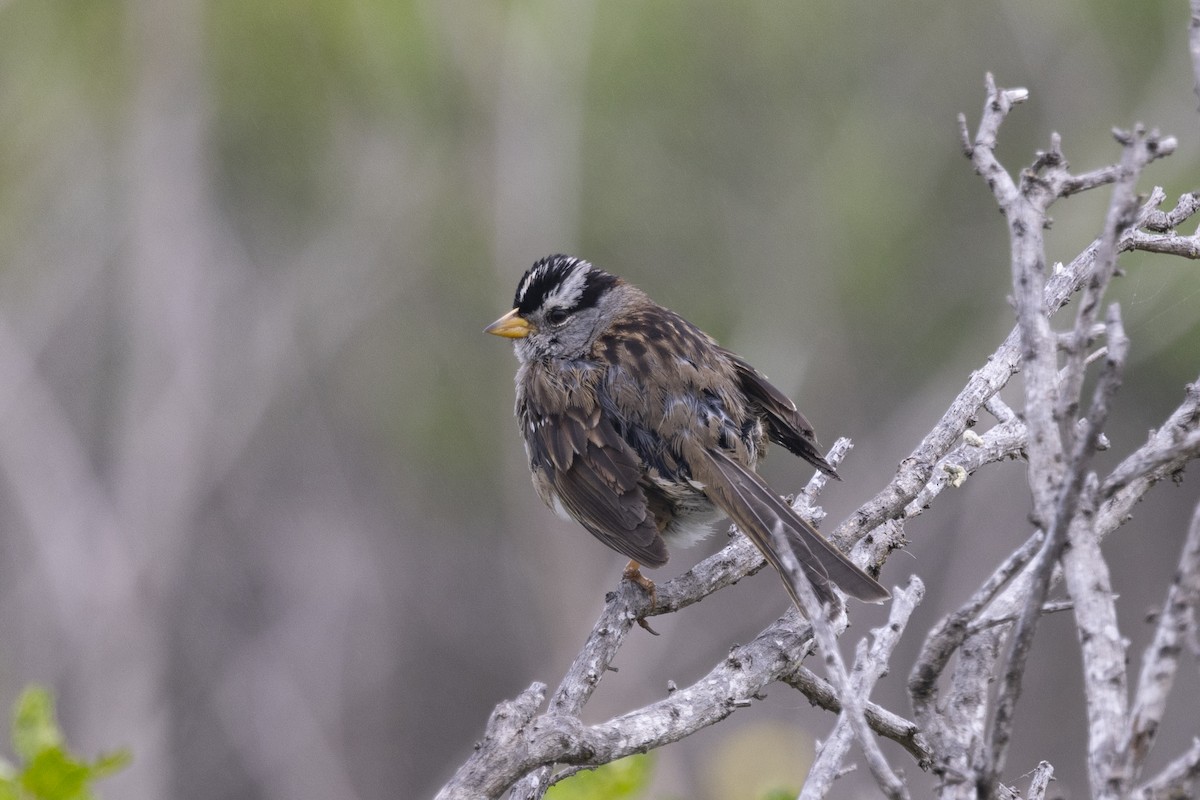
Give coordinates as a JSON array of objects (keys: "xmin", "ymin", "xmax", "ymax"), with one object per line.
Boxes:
[{"xmin": 689, "ymin": 447, "xmax": 889, "ymax": 610}]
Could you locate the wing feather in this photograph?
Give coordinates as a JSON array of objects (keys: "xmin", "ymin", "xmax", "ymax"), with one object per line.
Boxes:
[
  {"xmin": 722, "ymin": 349, "xmax": 839, "ymax": 479},
  {"xmin": 529, "ymin": 406, "xmax": 668, "ymax": 567}
]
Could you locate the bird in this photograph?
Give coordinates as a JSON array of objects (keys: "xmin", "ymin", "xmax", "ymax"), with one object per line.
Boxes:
[{"xmin": 485, "ymin": 254, "xmax": 889, "ymax": 613}]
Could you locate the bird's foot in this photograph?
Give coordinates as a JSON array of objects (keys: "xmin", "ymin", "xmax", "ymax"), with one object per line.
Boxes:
[
  {"xmin": 622, "ymin": 561, "xmax": 660, "ymax": 636},
  {"xmin": 622, "ymin": 561, "xmax": 658, "ymax": 605}
]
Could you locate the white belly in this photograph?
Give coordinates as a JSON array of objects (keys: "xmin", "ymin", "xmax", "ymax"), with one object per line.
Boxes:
[{"xmin": 661, "ymin": 502, "xmax": 725, "ymax": 549}]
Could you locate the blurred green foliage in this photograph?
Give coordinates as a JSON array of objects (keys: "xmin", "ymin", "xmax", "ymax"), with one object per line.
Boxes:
[
  {"xmin": 545, "ymin": 754, "xmax": 652, "ymax": 800},
  {"xmin": 0, "ymin": 687, "xmax": 129, "ymax": 800},
  {"xmin": 757, "ymin": 791, "xmax": 799, "ymax": 800}
]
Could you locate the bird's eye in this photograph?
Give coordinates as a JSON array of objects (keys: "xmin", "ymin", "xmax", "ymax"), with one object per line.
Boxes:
[{"xmin": 545, "ymin": 308, "xmax": 570, "ymax": 326}]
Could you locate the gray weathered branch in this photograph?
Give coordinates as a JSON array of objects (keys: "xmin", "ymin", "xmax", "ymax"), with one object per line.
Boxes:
[
  {"xmin": 1191, "ymin": 0, "xmax": 1200, "ymax": 110},
  {"xmin": 1120, "ymin": 501, "xmax": 1200, "ymax": 787},
  {"xmin": 801, "ymin": 578, "xmax": 924, "ymax": 800},
  {"xmin": 963, "ymin": 78, "xmax": 1168, "ymax": 791},
  {"xmin": 439, "ymin": 70, "xmax": 1200, "ymax": 800},
  {"xmin": 1132, "ymin": 737, "xmax": 1200, "ymax": 799}
]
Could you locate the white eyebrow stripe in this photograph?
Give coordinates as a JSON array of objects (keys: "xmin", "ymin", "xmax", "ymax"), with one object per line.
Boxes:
[{"xmin": 542, "ymin": 261, "xmax": 589, "ymax": 309}]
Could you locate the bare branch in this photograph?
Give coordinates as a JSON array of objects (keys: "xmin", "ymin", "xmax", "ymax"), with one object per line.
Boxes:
[
  {"xmin": 1061, "ymin": 476, "xmax": 1129, "ymax": 800},
  {"xmin": 1191, "ymin": 0, "xmax": 1200, "ymax": 111},
  {"xmin": 1058, "ymin": 313, "xmax": 1133, "ymax": 800},
  {"xmin": 505, "ymin": 577, "xmax": 662, "ymax": 799},
  {"xmin": 902, "ymin": 417, "xmax": 1028, "ymax": 518},
  {"xmin": 909, "ymin": 532, "xmax": 1044, "ymax": 716},
  {"xmin": 1059, "ymin": 132, "xmax": 1177, "ymax": 197},
  {"xmin": 1127, "ymin": 231, "xmax": 1200, "ymax": 258},
  {"xmin": 1121, "ymin": 501, "xmax": 1200, "ymax": 784},
  {"xmin": 984, "ymin": 116, "xmax": 1146, "ymax": 791},
  {"xmin": 1123, "ymin": 189, "xmax": 1200, "ymax": 258},
  {"xmin": 906, "ymin": 531, "xmax": 1067, "ymax": 797},
  {"xmin": 1132, "ymin": 737, "xmax": 1200, "ymax": 799},
  {"xmin": 1059, "ymin": 130, "xmax": 1165, "ymax": 445},
  {"xmin": 800, "ymin": 578, "xmax": 924, "ymax": 800},
  {"xmin": 1102, "ymin": 382, "xmax": 1200, "ymax": 499},
  {"xmin": 1138, "ymin": 189, "xmax": 1200, "ymax": 232},
  {"xmin": 436, "ymin": 683, "xmax": 548, "ymax": 800},
  {"xmin": 1026, "ymin": 761, "xmax": 1056, "ymax": 800},
  {"xmin": 478, "ymin": 569, "xmax": 925, "ymax": 800},
  {"xmin": 829, "ymin": 174, "xmax": 1188, "ymax": 570},
  {"xmin": 451, "ymin": 612, "xmax": 828, "ymax": 799},
  {"xmin": 782, "ymin": 667, "xmax": 931, "ymax": 767},
  {"xmin": 440, "ymin": 71, "xmax": 1200, "ymax": 800}
]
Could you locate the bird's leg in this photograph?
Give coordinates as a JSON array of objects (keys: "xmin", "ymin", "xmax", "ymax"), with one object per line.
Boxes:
[
  {"xmin": 622, "ymin": 560, "xmax": 660, "ymax": 635},
  {"xmin": 622, "ymin": 560, "xmax": 657, "ymax": 602}
]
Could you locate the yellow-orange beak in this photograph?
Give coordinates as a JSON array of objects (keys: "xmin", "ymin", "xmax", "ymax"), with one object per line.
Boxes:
[{"xmin": 484, "ymin": 308, "xmax": 534, "ymax": 339}]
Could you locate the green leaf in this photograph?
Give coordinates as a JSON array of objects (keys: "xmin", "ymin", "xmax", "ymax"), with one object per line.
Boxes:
[
  {"xmin": 11, "ymin": 688, "xmax": 63, "ymax": 763},
  {"xmin": 545, "ymin": 755, "xmax": 653, "ymax": 800},
  {"xmin": 0, "ymin": 772, "xmax": 19, "ymax": 800},
  {"xmin": 4, "ymin": 685, "xmax": 129, "ymax": 800},
  {"xmin": 759, "ymin": 789, "xmax": 799, "ymax": 800},
  {"xmin": 20, "ymin": 748, "xmax": 92, "ymax": 800},
  {"xmin": 89, "ymin": 750, "xmax": 131, "ymax": 780}
]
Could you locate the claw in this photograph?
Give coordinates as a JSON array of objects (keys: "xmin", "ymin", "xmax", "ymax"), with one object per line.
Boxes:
[
  {"xmin": 623, "ymin": 561, "xmax": 661, "ymax": 635},
  {"xmin": 622, "ymin": 561, "xmax": 658, "ymax": 604}
]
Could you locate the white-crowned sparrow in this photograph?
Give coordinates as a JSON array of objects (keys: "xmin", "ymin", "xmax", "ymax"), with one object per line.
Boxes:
[{"xmin": 486, "ymin": 254, "xmax": 888, "ymax": 611}]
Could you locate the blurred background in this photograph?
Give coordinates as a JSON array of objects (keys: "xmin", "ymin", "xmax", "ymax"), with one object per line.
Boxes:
[{"xmin": 0, "ymin": 1, "xmax": 1197, "ymax": 798}]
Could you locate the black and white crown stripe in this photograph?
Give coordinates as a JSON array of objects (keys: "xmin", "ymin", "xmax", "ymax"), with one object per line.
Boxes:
[{"xmin": 513, "ymin": 255, "xmax": 619, "ymax": 317}]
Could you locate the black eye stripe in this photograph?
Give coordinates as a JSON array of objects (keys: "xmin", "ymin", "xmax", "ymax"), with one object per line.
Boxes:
[{"xmin": 576, "ymin": 270, "xmax": 618, "ymax": 311}]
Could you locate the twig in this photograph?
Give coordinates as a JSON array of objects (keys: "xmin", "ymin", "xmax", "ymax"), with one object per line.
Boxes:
[
  {"xmin": 830, "ymin": 166, "xmax": 1182, "ymax": 569},
  {"xmin": 1057, "ymin": 309, "xmax": 1132, "ymax": 800},
  {"xmin": 1191, "ymin": 0, "xmax": 1200, "ymax": 111},
  {"xmin": 1127, "ymin": 230, "xmax": 1200, "ymax": 258},
  {"xmin": 800, "ymin": 640, "xmax": 870, "ymax": 800},
  {"xmin": 1120, "ymin": 501, "xmax": 1200, "ymax": 785},
  {"xmin": 1060, "ymin": 478, "xmax": 1129, "ymax": 797},
  {"xmin": 1123, "ymin": 188, "xmax": 1200, "ymax": 258},
  {"xmin": 982, "ymin": 117, "xmax": 1148, "ymax": 795},
  {"xmin": 1131, "ymin": 737, "xmax": 1200, "ymax": 799},
  {"xmin": 902, "ymin": 418, "xmax": 1028, "ymax": 517},
  {"xmin": 783, "ymin": 667, "xmax": 931, "ymax": 767},
  {"xmin": 1103, "ymin": 424, "xmax": 1200, "ymax": 500},
  {"xmin": 1057, "ymin": 130, "xmax": 1158, "ymax": 448},
  {"xmin": 965, "ymin": 599, "xmax": 1074, "ymax": 635},
  {"xmin": 800, "ymin": 578, "xmax": 924, "ymax": 800},
  {"xmin": 909, "ymin": 532, "xmax": 1043, "ymax": 787},
  {"xmin": 908, "ymin": 532, "xmax": 1044, "ymax": 702},
  {"xmin": 972, "ymin": 87, "xmax": 1068, "ymax": 790},
  {"xmin": 505, "ymin": 578, "xmax": 647, "ymax": 799},
  {"xmin": 781, "ymin": 548, "xmax": 909, "ymax": 800},
  {"xmin": 1137, "ymin": 188, "xmax": 1200, "ymax": 232},
  {"xmin": 446, "ymin": 613, "xmax": 823, "ymax": 800},
  {"xmin": 1026, "ymin": 761, "xmax": 1056, "ymax": 800}
]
